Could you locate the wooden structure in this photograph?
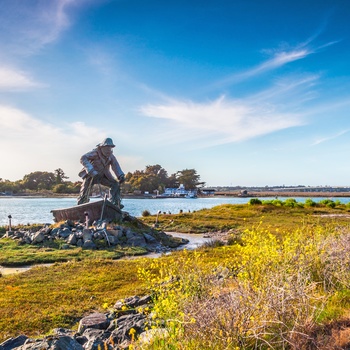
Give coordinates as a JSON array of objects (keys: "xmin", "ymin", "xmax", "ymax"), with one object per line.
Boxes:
[{"xmin": 51, "ymin": 199, "xmax": 123, "ymax": 223}]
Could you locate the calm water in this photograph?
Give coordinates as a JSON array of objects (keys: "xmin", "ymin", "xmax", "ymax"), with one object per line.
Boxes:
[{"xmin": 1, "ymin": 196, "xmax": 350, "ymax": 226}]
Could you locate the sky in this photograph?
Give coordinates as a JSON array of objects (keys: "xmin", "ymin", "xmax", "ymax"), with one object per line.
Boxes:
[{"xmin": 1, "ymin": 0, "xmax": 350, "ymax": 187}]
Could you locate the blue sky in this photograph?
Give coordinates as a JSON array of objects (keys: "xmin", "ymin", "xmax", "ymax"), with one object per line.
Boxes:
[{"xmin": 1, "ymin": 0, "xmax": 350, "ymax": 187}]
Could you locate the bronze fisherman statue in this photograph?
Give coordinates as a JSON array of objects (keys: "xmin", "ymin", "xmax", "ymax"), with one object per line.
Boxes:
[{"xmin": 77, "ymin": 138, "xmax": 125, "ymax": 209}]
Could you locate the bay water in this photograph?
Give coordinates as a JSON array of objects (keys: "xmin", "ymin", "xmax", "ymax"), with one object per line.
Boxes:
[{"xmin": 1, "ymin": 196, "xmax": 350, "ymax": 226}]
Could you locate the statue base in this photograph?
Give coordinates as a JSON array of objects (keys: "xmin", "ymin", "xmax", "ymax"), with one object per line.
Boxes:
[{"xmin": 51, "ymin": 199, "xmax": 123, "ymax": 223}]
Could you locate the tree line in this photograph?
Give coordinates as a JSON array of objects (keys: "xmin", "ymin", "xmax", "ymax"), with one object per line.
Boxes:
[{"xmin": 0, "ymin": 165, "xmax": 205, "ymax": 195}]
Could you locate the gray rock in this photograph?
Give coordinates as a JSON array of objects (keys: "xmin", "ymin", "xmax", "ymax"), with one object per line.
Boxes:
[
  {"xmin": 108, "ymin": 229, "xmax": 123, "ymax": 239},
  {"xmin": 32, "ymin": 232, "xmax": 45, "ymax": 244},
  {"xmin": 14, "ymin": 231, "xmax": 24, "ymax": 238},
  {"xmin": 52, "ymin": 328, "xmax": 74, "ymax": 336},
  {"xmin": 39, "ymin": 226, "xmax": 52, "ymax": 235},
  {"xmin": 59, "ymin": 228, "xmax": 71, "ymax": 239},
  {"xmin": 80, "ymin": 329, "xmax": 110, "ymax": 350},
  {"xmin": 50, "ymin": 228, "xmax": 60, "ymax": 237},
  {"xmin": 107, "ymin": 235, "xmax": 119, "ymax": 245},
  {"xmin": 126, "ymin": 234, "xmax": 147, "ymax": 247},
  {"xmin": 67, "ymin": 233, "xmax": 77, "ymax": 245},
  {"xmin": 110, "ymin": 313, "xmax": 146, "ymax": 344},
  {"xmin": 82, "ymin": 229, "xmax": 92, "ymax": 242},
  {"xmin": 17, "ymin": 335, "xmax": 84, "ymax": 350},
  {"xmin": 78, "ymin": 313, "xmax": 110, "ymax": 334},
  {"xmin": 0, "ymin": 335, "xmax": 28, "ymax": 350},
  {"xmin": 92, "ymin": 232, "xmax": 103, "ymax": 240},
  {"xmin": 82, "ymin": 240, "xmax": 96, "ymax": 249},
  {"xmin": 143, "ymin": 233, "xmax": 157, "ymax": 244},
  {"xmin": 125, "ymin": 229, "xmax": 135, "ymax": 240},
  {"xmin": 65, "ymin": 220, "xmax": 75, "ymax": 227},
  {"xmin": 114, "ymin": 295, "xmax": 152, "ymax": 310}
]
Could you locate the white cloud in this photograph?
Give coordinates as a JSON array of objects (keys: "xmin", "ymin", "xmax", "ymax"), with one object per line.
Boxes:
[
  {"xmin": 211, "ymin": 48, "xmax": 311, "ymax": 89},
  {"xmin": 210, "ymin": 37, "xmax": 338, "ymax": 90},
  {"xmin": 0, "ymin": 66, "xmax": 42, "ymax": 90},
  {"xmin": 30, "ymin": 0, "xmax": 75, "ymax": 46},
  {"xmin": 312, "ymin": 130, "xmax": 350, "ymax": 146},
  {"xmin": 140, "ymin": 95, "xmax": 305, "ymax": 147},
  {"xmin": 0, "ymin": 105, "xmax": 105, "ymax": 181},
  {"xmin": 0, "ymin": 104, "xmax": 139, "ymax": 181},
  {"xmin": 0, "ymin": 0, "xmax": 88, "ymax": 53}
]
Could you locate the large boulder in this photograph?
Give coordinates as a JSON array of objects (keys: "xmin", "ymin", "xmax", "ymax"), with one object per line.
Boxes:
[
  {"xmin": 77, "ymin": 313, "xmax": 110, "ymax": 334},
  {"xmin": 0, "ymin": 335, "xmax": 28, "ymax": 350}
]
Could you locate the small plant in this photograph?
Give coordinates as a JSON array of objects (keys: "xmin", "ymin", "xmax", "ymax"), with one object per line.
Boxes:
[
  {"xmin": 142, "ymin": 210, "xmax": 151, "ymax": 217},
  {"xmin": 272, "ymin": 199, "xmax": 284, "ymax": 206},
  {"xmin": 202, "ymin": 239, "xmax": 225, "ymax": 248}
]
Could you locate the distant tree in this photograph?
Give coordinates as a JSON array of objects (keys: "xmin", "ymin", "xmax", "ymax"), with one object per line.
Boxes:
[
  {"xmin": 165, "ymin": 173, "xmax": 178, "ymax": 188},
  {"xmin": 0, "ymin": 178, "xmax": 22, "ymax": 194},
  {"xmin": 123, "ymin": 165, "xmax": 204, "ymax": 193},
  {"xmin": 21, "ymin": 171, "xmax": 56, "ymax": 191},
  {"xmin": 54, "ymin": 168, "xmax": 68, "ymax": 184},
  {"xmin": 176, "ymin": 169, "xmax": 205, "ymax": 190},
  {"xmin": 52, "ymin": 182, "xmax": 80, "ymax": 194}
]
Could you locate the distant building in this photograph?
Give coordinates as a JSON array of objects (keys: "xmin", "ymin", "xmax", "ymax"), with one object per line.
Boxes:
[
  {"xmin": 201, "ymin": 188, "xmax": 216, "ymax": 196},
  {"xmin": 159, "ymin": 184, "xmax": 197, "ymax": 198}
]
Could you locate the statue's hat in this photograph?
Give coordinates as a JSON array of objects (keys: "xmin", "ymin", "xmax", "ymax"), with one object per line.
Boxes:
[{"xmin": 97, "ymin": 138, "xmax": 115, "ymax": 147}]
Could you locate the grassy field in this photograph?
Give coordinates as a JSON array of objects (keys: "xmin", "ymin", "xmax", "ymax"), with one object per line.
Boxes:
[
  {"xmin": 141, "ymin": 198, "xmax": 350, "ymax": 233},
  {"xmin": 0, "ymin": 238, "xmax": 147, "ymax": 266},
  {"xmin": 0, "ymin": 199, "xmax": 350, "ymax": 348}
]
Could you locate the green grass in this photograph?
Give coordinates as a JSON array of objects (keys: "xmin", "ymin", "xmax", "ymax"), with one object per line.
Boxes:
[
  {"xmin": 141, "ymin": 201, "xmax": 350, "ymax": 233},
  {"xmin": 0, "ymin": 238, "xmax": 147, "ymax": 266},
  {"xmin": 0, "ymin": 259, "xmax": 147, "ymax": 340}
]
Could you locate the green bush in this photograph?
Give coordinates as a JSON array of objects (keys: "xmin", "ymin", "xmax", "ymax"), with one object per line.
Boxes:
[
  {"xmin": 284, "ymin": 198, "xmax": 298, "ymax": 208},
  {"xmin": 304, "ymin": 198, "xmax": 317, "ymax": 207},
  {"xmin": 319, "ymin": 199, "xmax": 336, "ymax": 208},
  {"xmin": 249, "ymin": 198, "xmax": 262, "ymax": 205}
]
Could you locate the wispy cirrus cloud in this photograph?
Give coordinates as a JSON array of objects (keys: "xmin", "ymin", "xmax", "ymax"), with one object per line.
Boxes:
[
  {"xmin": 312, "ymin": 129, "xmax": 350, "ymax": 146},
  {"xmin": 0, "ymin": 0, "xmax": 89, "ymax": 53},
  {"xmin": 210, "ymin": 37, "xmax": 338, "ymax": 90},
  {"xmin": 210, "ymin": 48, "xmax": 311, "ymax": 90},
  {"xmin": 26, "ymin": 0, "xmax": 72, "ymax": 46},
  {"xmin": 0, "ymin": 66, "xmax": 43, "ymax": 91},
  {"xmin": 140, "ymin": 94, "xmax": 305, "ymax": 148}
]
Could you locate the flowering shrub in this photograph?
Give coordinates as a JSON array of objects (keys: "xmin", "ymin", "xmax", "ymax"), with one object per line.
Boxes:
[{"xmin": 137, "ymin": 223, "xmax": 350, "ymax": 349}]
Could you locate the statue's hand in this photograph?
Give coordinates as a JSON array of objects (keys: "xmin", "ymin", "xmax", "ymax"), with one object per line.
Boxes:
[
  {"xmin": 118, "ymin": 175, "xmax": 125, "ymax": 183},
  {"xmin": 90, "ymin": 170, "xmax": 99, "ymax": 178}
]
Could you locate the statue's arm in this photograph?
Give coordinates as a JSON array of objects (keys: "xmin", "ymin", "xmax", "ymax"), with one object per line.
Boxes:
[
  {"xmin": 80, "ymin": 150, "xmax": 97, "ymax": 176},
  {"xmin": 110, "ymin": 155, "xmax": 125, "ymax": 181}
]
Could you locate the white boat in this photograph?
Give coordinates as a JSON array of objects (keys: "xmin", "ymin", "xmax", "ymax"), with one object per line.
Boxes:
[{"xmin": 185, "ymin": 192, "xmax": 197, "ymax": 199}]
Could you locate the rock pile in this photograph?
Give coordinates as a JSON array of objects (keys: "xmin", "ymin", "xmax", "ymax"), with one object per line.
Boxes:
[
  {"xmin": 3, "ymin": 214, "xmax": 188, "ymax": 252},
  {"xmin": 0, "ymin": 294, "xmax": 167, "ymax": 350}
]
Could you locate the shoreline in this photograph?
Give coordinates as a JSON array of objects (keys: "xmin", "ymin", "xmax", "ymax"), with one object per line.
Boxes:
[
  {"xmin": 0, "ymin": 231, "xmax": 213, "ymax": 274},
  {"xmin": 2, "ymin": 191, "xmax": 350, "ymax": 199}
]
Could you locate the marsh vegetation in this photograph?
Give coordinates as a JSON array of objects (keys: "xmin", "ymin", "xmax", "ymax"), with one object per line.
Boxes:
[{"xmin": 1, "ymin": 199, "xmax": 350, "ymax": 348}]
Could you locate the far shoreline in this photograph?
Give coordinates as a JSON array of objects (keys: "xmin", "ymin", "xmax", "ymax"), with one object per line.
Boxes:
[{"xmin": 2, "ymin": 191, "xmax": 350, "ymax": 199}]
